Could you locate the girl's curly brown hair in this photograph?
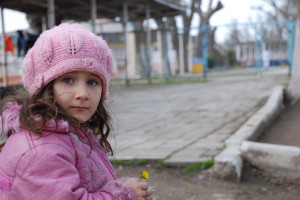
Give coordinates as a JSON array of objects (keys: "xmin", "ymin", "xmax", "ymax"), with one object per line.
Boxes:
[{"xmin": 0, "ymin": 82, "xmax": 113, "ymax": 155}]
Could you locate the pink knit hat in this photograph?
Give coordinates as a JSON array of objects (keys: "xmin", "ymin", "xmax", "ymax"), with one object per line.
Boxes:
[{"xmin": 22, "ymin": 23, "xmax": 113, "ymax": 99}]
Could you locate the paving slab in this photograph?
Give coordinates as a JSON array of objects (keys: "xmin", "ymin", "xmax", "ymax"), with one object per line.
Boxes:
[{"xmin": 108, "ymin": 67, "xmax": 289, "ymax": 165}]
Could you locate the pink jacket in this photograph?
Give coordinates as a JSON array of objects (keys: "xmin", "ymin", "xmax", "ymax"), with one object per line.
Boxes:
[{"xmin": 0, "ymin": 102, "xmax": 135, "ymax": 200}]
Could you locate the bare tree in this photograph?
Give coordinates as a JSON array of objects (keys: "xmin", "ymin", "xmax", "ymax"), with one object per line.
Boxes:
[
  {"xmin": 164, "ymin": 0, "xmax": 223, "ymax": 72},
  {"xmin": 167, "ymin": 0, "xmax": 198, "ymax": 72},
  {"xmin": 225, "ymin": 20, "xmax": 241, "ymax": 45},
  {"xmin": 156, "ymin": 18, "xmax": 172, "ymax": 75},
  {"xmin": 194, "ymin": 0, "xmax": 223, "ymax": 57},
  {"xmin": 134, "ymin": 0, "xmax": 224, "ymax": 74},
  {"xmin": 287, "ymin": 1, "xmax": 300, "ymax": 101},
  {"xmin": 253, "ymin": 0, "xmax": 297, "ymax": 40},
  {"xmin": 133, "ymin": 21, "xmax": 146, "ymax": 77},
  {"xmin": 265, "ymin": 0, "xmax": 296, "ymax": 20},
  {"xmin": 255, "ymin": 0, "xmax": 299, "ymax": 101}
]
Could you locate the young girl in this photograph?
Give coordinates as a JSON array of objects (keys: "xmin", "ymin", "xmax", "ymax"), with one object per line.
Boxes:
[{"xmin": 0, "ymin": 23, "xmax": 152, "ymax": 200}]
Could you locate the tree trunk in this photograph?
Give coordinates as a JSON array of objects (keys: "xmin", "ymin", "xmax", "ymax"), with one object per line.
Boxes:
[
  {"xmin": 194, "ymin": 24, "xmax": 219, "ymax": 58},
  {"xmin": 133, "ymin": 21, "xmax": 146, "ymax": 77},
  {"xmin": 182, "ymin": 30, "xmax": 190, "ymax": 73},
  {"xmin": 286, "ymin": 1, "xmax": 300, "ymax": 102},
  {"xmin": 156, "ymin": 19, "xmax": 169, "ymax": 75},
  {"xmin": 168, "ymin": 17, "xmax": 181, "ymax": 72},
  {"xmin": 167, "ymin": 0, "xmax": 197, "ymax": 73},
  {"xmin": 194, "ymin": 0, "xmax": 223, "ymax": 58}
]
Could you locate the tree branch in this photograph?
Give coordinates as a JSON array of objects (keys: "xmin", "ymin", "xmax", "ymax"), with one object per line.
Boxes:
[
  {"xmin": 183, "ymin": 0, "xmax": 199, "ymax": 27},
  {"xmin": 206, "ymin": 1, "xmax": 223, "ymax": 21}
]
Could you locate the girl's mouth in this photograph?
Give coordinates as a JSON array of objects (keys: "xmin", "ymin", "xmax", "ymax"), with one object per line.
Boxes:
[{"xmin": 71, "ymin": 106, "xmax": 88, "ymax": 110}]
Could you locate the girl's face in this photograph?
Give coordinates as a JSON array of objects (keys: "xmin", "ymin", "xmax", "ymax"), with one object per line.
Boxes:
[{"xmin": 53, "ymin": 71, "xmax": 102, "ymax": 123}]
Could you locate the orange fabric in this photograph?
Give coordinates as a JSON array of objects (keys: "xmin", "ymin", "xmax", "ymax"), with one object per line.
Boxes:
[{"xmin": 5, "ymin": 35, "xmax": 14, "ymax": 56}]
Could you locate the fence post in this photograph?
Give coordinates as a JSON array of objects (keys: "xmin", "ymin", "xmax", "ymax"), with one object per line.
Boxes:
[
  {"xmin": 254, "ymin": 23, "xmax": 263, "ymax": 75},
  {"xmin": 260, "ymin": 23, "xmax": 264, "ymax": 67},
  {"xmin": 178, "ymin": 31, "xmax": 184, "ymax": 75},
  {"xmin": 201, "ymin": 24, "xmax": 208, "ymax": 79},
  {"xmin": 288, "ymin": 21, "xmax": 296, "ymax": 76},
  {"xmin": 123, "ymin": 1, "xmax": 129, "ymax": 86},
  {"xmin": 145, "ymin": 3, "xmax": 151, "ymax": 84},
  {"xmin": 164, "ymin": 23, "xmax": 170, "ymax": 80}
]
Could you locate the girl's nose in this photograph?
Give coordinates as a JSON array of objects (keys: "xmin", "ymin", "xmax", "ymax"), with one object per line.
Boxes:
[{"xmin": 74, "ymin": 82, "xmax": 89, "ymax": 100}]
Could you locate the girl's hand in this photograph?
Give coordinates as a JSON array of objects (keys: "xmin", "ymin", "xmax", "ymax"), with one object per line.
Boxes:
[{"xmin": 123, "ymin": 178, "xmax": 153, "ymax": 200}]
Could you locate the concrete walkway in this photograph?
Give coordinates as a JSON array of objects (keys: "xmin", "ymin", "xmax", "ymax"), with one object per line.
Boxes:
[{"xmin": 108, "ymin": 67, "xmax": 289, "ymax": 165}]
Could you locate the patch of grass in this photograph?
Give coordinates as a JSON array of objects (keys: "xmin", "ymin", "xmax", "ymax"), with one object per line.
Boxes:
[
  {"xmin": 134, "ymin": 159, "xmax": 148, "ymax": 165},
  {"xmin": 154, "ymin": 156, "xmax": 171, "ymax": 169},
  {"xmin": 169, "ymin": 190, "xmax": 181, "ymax": 200},
  {"xmin": 110, "ymin": 159, "xmax": 149, "ymax": 166},
  {"xmin": 111, "ymin": 76, "xmax": 209, "ymax": 86},
  {"xmin": 168, "ymin": 187, "xmax": 199, "ymax": 200},
  {"xmin": 237, "ymin": 186, "xmax": 252, "ymax": 199},
  {"xmin": 166, "ymin": 78, "xmax": 208, "ymax": 84},
  {"xmin": 184, "ymin": 187, "xmax": 199, "ymax": 200},
  {"xmin": 257, "ymin": 187, "xmax": 268, "ymax": 194},
  {"xmin": 110, "ymin": 160, "xmax": 132, "ymax": 166},
  {"xmin": 237, "ymin": 186, "xmax": 249, "ymax": 194},
  {"xmin": 283, "ymin": 83, "xmax": 289, "ymax": 87},
  {"xmin": 184, "ymin": 160, "xmax": 214, "ymax": 176}
]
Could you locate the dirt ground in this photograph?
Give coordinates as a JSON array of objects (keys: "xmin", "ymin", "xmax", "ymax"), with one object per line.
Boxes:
[
  {"xmin": 259, "ymin": 100, "xmax": 300, "ymax": 147},
  {"xmin": 113, "ymin": 100, "xmax": 300, "ymax": 200}
]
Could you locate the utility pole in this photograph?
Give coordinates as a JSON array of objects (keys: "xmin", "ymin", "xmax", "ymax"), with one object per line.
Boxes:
[
  {"xmin": 123, "ymin": 1, "xmax": 129, "ymax": 86},
  {"xmin": 47, "ymin": 0, "xmax": 55, "ymax": 28},
  {"xmin": 90, "ymin": 0, "xmax": 97, "ymax": 33},
  {"xmin": 146, "ymin": 3, "xmax": 151, "ymax": 84}
]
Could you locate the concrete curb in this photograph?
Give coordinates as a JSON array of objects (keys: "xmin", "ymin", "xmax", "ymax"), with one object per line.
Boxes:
[
  {"xmin": 212, "ymin": 85, "xmax": 285, "ymax": 182},
  {"xmin": 241, "ymin": 141, "xmax": 300, "ymax": 178}
]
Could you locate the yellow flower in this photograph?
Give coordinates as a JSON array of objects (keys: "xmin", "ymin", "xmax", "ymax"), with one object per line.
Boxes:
[{"xmin": 140, "ymin": 170, "xmax": 149, "ymax": 179}]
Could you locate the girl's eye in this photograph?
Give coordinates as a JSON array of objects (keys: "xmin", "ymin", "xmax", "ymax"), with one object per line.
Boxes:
[
  {"xmin": 63, "ymin": 78, "xmax": 73, "ymax": 83},
  {"xmin": 87, "ymin": 80, "xmax": 97, "ymax": 86}
]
